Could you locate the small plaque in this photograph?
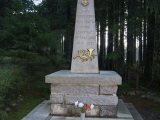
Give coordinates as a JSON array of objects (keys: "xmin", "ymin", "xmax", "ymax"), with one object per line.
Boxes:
[{"xmin": 81, "ymin": 0, "xmax": 89, "ymax": 6}]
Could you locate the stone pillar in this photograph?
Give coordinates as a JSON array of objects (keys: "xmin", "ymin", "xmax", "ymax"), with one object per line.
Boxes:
[{"xmin": 71, "ymin": 0, "xmax": 99, "ymax": 74}]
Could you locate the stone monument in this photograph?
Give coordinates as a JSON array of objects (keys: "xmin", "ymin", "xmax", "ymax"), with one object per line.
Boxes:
[
  {"xmin": 45, "ymin": 0, "xmax": 122, "ymax": 118},
  {"xmin": 71, "ymin": 0, "xmax": 99, "ymax": 73}
]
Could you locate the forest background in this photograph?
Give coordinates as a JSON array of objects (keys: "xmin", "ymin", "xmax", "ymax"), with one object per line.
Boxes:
[{"xmin": 0, "ymin": 0, "xmax": 160, "ymax": 119}]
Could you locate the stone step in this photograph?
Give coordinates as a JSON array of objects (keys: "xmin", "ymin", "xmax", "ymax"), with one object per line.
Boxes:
[
  {"xmin": 50, "ymin": 116, "xmax": 134, "ymax": 120},
  {"xmin": 22, "ymin": 99, "xmax": 143, "ymax": 120},
  {"xmin": 22, "ymin": 100, "xmax": 50, "ymax": 120},
  {"xmin": 117, "ymin": 99, "xmax": 133, "ymax": 119},
  {"xmin": 126, "ymin": 103, "xmax": 143, "ymax": 120}
]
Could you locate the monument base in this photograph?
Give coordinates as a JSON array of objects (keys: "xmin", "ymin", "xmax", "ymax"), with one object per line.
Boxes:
[
  {"xmin": 45, "ymin": 70, "xmax": 122, "ymax": 117},
  {"xmin": 22, "ymin": 99, "xmax": 143, "ymax": 120}
]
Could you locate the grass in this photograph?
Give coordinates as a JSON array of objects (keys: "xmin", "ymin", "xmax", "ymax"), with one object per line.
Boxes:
[{"xmin": 6, "ymin": 96, "xmax": 45, "ymax": 120}]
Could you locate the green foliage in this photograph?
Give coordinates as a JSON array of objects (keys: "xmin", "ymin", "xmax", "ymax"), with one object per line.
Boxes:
[
  {"xmin": 7, "ymin": 96, "xmax": 44, "ymax": 120},
  {"xmin": 0, "ymin": 66, "xmax": 24, "ymax": 120},
  {"xmin": 0, "ymin": 0, "xmax": 65, "ymax": 65}
]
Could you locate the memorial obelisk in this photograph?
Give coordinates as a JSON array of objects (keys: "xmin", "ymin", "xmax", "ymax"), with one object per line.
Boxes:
[
  {"xmin": 71, "ymin": 0, "xmax": 99, "ymax": 73},
  {"xmin": 45, "ymin": 0, "xmax": 122, "ymax": 118}
]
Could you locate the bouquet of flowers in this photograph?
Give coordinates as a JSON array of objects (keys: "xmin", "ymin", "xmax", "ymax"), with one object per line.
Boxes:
[{"xmin": 75, "ymin": 101, "xmax": 94, "ymax": 113}]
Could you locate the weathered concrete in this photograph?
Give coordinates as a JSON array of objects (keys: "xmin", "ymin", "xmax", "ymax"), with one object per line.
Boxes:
[
  {"xmin": 100, "ymin": 105, "xmax": 117, "ymax": 117},
  {"xmin": 50, "ymin": 94, "xmax": 64, "ymax": 104},
  {"xmin": 50, "ymin": 94, "xmax": 118, "ymax": 106},
  {"xmin": 51, "ymin": 104, "xmax": 79, "ymax": 116},
  {"xmin": 51, "ymin": 104, "xmax": 99, "ymax": 116},
  {"xmin": 126, "ymin": 103, "xmax": 143, "ymax": 120},
  {"xmin": 117, "ymin": 99, "xmax": 133, "ymax": 118},
  {"xmin": 50, "ymin": 117, "xmax": 134, "ymax": 120},
  {"xmin": 86, "ymin": 106, "xmax": 100, "ymax": 117},
  {"xmin": 51, "ymin": 84, "xmax": 99, "ymax": 94},
  {"xmin": 22, "ymin": 99, "xmax": 143, "ymax": 120},
  {"xmin": 65, "ymin": 94, "xmax": 118, "ymax": 105},
  {"xmin": 100, "ymin": 86, "xmax": 118, "ymax": 95},
  {"xmin": 71, "ymin": 0, "xmax": 99, "ymax": 73},
  {"xmin": 45, "ymin": 70, "xmax": 122, "ymax": 86}
]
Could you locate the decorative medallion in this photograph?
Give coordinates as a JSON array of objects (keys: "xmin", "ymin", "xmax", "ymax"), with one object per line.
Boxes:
[
  {"xmin": 81, "ymin": 0, "xmax": 89, "ymax": 6},
  {"xmin": 73, "ymin": 48, "xmax": 96, "ymax": 62}
]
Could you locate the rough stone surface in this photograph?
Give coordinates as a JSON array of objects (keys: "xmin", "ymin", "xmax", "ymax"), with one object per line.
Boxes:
[
  {"xmin": 51, "ymin": 84, "xmax": 99, "ymax": 94},
  {"xmin": 22, "ymin": 99, "xmax": 144, "ymax": 120},
  {"xmin": 117, "ymin": 99, "xmax": 133, "ymax": 118},
  {"xmin": 51, "ymin": 104, "xmax": 79, "ymax": 116},
  {"xmin": 100, "ymin": 105, "xmax": 117, "ymax": 117},
  {"xmin": 86, "ymin": 106, "xmax": 100, "ymax": 116},
  {"xmin": 65, "ymin": 94, "xmax": 118, "ymax": 106},
  {"xmin": 50, "ymin": 94, "xmax": 64, "ymax": 104},
  {"xmin": 71, "ymin": 0, "xmax": 99, "ymax": 73},
  {"xmin": 51, "ymin": 104, "xmax": 99, "ymax": 117},
  {"xmin": 46, "ymin": 70, "xmax": 122, "ymax": 86},
  {"xmin": 126, "ymin": 103, "xmax": 143, "ymax": 120},
  {"xmin": 50, "ymin": 117, "xmax": 134, "ymax": 120},
  {"xmin": 100, "ymin": 86, "xmax": 118, "ymax": 95}
]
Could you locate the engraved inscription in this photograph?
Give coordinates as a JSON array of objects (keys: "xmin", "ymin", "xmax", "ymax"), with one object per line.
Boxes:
[
  {"xmin": 75, "ymin": 31, "xmax": 95, "ymax": 34},
  {"xmin": 76, "ymin": 19, "xmax": 95, "ymax": 24},
  {"xmin": 77, "ymin": 15, "xmax": 94, "ymax": 19},
  {"xmin": 87, "ymin": 42, "xmax": 94, "ymax": 45},
  {"xmin": 80, "ymin": 25, "xmax": 90, "ymax": 29},
  {"xmin": 75, "ymin": 36, "xmax": 95, "ymax": 40},
  {"xmin": 77, "ymin": 10, "xmax": 90, "ymax": 14},
  {"xmin": 73, "ymin": 48, "xmax": 96, "ymax": 62}
]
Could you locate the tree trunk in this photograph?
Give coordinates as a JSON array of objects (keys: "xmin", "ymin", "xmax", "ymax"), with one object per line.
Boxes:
[
  {"xmin": 152, "ymin": 14, "xmax": 160, "ymax": 90},
  {"xmin": 143, "ymin": 0, "xmax": 147, "ymax": 67},
  {"xmin": 107, "ymin": 1, "xmax": 114, "ymax": 69},
  {"xmin": 99, "ymin": 3, "xmax": 107, "ymax": 70},
  {"xmin": 138, "ymin": 0, "xmax": 143, "ymax": 67},
  {"xmin": 119, "ymin": 0, "xmax": 125, "ymax": 64},
  {"xmin": 144, "ymin": 11, "xmax": 155, "ymax": 87}
]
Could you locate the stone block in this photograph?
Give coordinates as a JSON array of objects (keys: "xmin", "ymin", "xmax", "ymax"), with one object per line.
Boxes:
[
  {"xmin": 51, "ymin": 84, "xmax": 99, "ymax": 94},
  {"xmin": 45, "ymin": 70, "xmax": 122, "ymax": 86},
  {"xmin": 51, "ymin": 104, "xmax": 99, "ymax": 116},
  {"xmin": 100, "ymin": 86, "xmax": 118, "ymax": 95},
  {"xmin": 51, "ymin": 104, "xmax": 79, "ymax": 116},
  {"xmin": 65, "ymin": 94, "xmax": 118, "ymax": 106},
  {"xmin": 86, "ymin": 106, "xmax": 100, "ymax": 117},
  {"xmin": 100, "ymin": 105, "xmax": 117, "ymax": 117},
  {"xmin": 50, "ymin": 94, "xmax": 63, "ymax": 104}
]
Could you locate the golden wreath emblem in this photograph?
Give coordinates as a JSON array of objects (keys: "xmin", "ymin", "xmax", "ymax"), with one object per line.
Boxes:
[
  {"xmin": 81, "ymin": 0, "xmax": 89, "ymax": 6},
  {"xmin": 73, "ymin": 48, "xmax": 96, "ymax": 62}
]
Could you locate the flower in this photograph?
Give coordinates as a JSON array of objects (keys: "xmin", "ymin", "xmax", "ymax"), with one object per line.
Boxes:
[
  {"xmin": 78, "ymin": 103, "xmax": 84, "ymax": 107},
  {"xmin": 75, "ymin": 101, "xmax": 79, "ymax": 107},
  {"xmin": 86, "ymin": 104, "xmax": 91, "ymax": 111},
  {"xmin": 86, "ymin": 104, "xmax": 94, "ymax": 111},
  {"xmin": 91, "ymin": 104, "xmax": 94, "ymax": 109},
  {"xmin": 74, "ymin": 101, "xmax": 94, "ymax": 113}
]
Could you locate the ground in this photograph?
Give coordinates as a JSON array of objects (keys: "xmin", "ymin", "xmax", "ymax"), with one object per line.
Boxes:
[{"xmin": 121, "ymin": 95, "xmax": 160, "ymax": 120}]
